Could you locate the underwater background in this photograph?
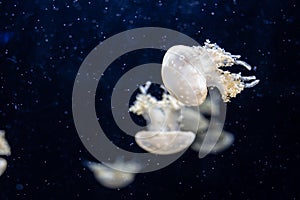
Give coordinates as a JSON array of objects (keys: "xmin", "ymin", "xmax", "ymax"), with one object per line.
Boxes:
[{"xmin": 0, "ymin": 0, "xmax": 299, "ymax": 199}]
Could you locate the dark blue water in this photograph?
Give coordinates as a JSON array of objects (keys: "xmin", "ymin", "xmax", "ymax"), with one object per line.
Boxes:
[{"xmin": 0, "ymin": 0, "xmax": 299, "ymax": 199}]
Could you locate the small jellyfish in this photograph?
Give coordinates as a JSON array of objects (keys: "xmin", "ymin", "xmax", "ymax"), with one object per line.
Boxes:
[
  {"xmin": 161, "ymin": 40, "xmax": 259, "ymax": 106},
  {"xmin": 0, "ymin": 158, "xmax": 7, "ymax": 177},
  {"xmin": 0, "ymin": 130, "xmax": 11, "ymax": 156},
  {"xmin": 129, "ymin": 82, "xmax": 195, "ymax": 155},
  {"xmin": 179, "ymin": 98, "xmax": 235, "ymax": 155},
  {"xmin": 86, "ymin": 160, "xmax": 141, "ymax": 189}
]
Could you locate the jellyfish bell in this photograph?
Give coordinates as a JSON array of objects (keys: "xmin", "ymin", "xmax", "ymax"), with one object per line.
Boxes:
[
  {"xmin": 135, "ymin": 131, "xmax": 195, "ymax": 155},
  {"xmin": 0, "ymin": 158, "xmax": 7, "ymax": 177},
  {"xmin": 86, "ymin": 160, "xmax": 141, "ymax": 189},
  {"xmin": 162, "ymin": 40, "xmax": 259, "ymax": 106},
  {"xmin": 0, "ymin": 130, "xmax": 11, "ymax": 156},
  {"xmin": 161, "ymin": 46, "xmax": 208, "ymax": 106},
  {"xmin": 191, "ymin": 130, "xmax": 234, "ymax": 154},
  {"xmin": 88, "ymin": 163, "xmax": 134, "ymax": 189},
  {"xmin": 0, "ymin": 131, "xmax": 10, "ymax": 177}
]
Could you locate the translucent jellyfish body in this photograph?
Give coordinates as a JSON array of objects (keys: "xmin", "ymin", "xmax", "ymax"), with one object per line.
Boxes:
[
  {"xmin": 0, "ymin": 130, "xmax": 10, "ymax": 177},
  {"xmin": 180, "ymin": 99, "xmax": 235, "ymax": 155},
  {"xmin": 180, "ymin": 106, "xmax": 209, "ymax": 133},
  {"xmin": 129, "ymin": 82, "xmax": 195, "ymax": 155},
  {"xmin": 135, "ymin": 131, "xmax": 195, "ymax": 155},
  {"xmin": 130, "ymin": 83, "xmax": 236, "ymax": 156},
  {"xmin": 0, "ymin": 158, "xmax": 7, "ymax": 177},
  {"xmin": 0, "ymin": 131, "xmax": 11, "ymax": 156},
  {"xmin": 86, "ymin": 160, "xmax": 141, "ymax": 189},
  {"xmin": 161, "ymin": 40, "xmax": 259, "ymax": 106},
  {"xmin": 191, "ymin": 130, "xmax": 234, "ymax": 154}
]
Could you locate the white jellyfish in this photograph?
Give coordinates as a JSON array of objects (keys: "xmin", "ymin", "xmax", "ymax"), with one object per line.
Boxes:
[
  {"xmin": 129, "ymin": 82, "xmax": 195, "ymax": 155},
  {"xmin": 86, "ymin": 160, "xmax": 141, "ymax": 189},
  {"xmin": 135, "ymin": 131, "xmax": 195, "ymax": 155},
  {"xmin": 0, "ymin": 130, "xmax": 10, "ymax": 177},
  {"xmin": 180, "ymin": 98, "xmax": 235, "ymax": 154},
  {"xmin": 191, "ymin": 130, "xmax": 234, "ymax": 154},
  {"xmin": 0, "ymin": 130, "xmax": 11, "ymax": 156},
  {"xmin": 0, "ymin": 158, "xmax": 7, "ymax": 177},
  {"xmin": 161, "ymin": 40, "xmax": 259, "ymax": 106}
]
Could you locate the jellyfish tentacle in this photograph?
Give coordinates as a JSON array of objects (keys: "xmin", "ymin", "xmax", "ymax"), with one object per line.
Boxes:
[
  {"xmin": 234, "ymin": 60, "xmax": 252, "ymax": 70},
  {"xmin": 239, "ymin": 75, "xmax": 257, "ymax": 81},
  {"xmin": 139, "ymin": 81, "xmax": 152, "ymax": 94},
  {"xmin": 245, "ymin": 80, "xmax": 260, "ymax": 88}
]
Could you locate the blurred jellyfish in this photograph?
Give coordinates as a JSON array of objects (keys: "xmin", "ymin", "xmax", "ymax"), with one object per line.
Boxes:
[
  {"xmin": 0, "ymin": 130, "xmax": 11, "ymax": 156},
  {"xmin": 0, "ymin": 130, "xmax": 10, "ymax": 177},
  {"xmin": 181, "ymin": 105, "xmax": 209, "ymax": 133},
  {"xmin": 129, "ymin": 82, "xmax": 237, "ymax": 156},
  {"xmin": 86, "ymin": 159, "xmax": 141, "ymax": 189},
  {"xmin": 191, "ymin": 130, "xmax": 234, "ymax": 154},
  {"xmin": 161, "ymin": 40, "xmax": 259, "ymax": 106},
  {"xmin": 0, "ymin": 158, "xmax": 7, "ymax": 177},
  {"xmin": 180, "ymin": 98, "xmax": 235, "ymax": 154},
  {"xmin": 129, "ymin": 82, "xmax": 195, "ymax": 155}
]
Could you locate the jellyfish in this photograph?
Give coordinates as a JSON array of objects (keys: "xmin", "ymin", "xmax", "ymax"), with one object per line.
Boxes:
[
  {"xmin": 0, "ymin": 130, "xmax": 10, "ymax": 177},
  {"xmin": 86, "ymin": 159, "xmax": 141, "ymax": 189},
  {"xmin": 0, "ymin": 158, "xmax": 7, "ymax": 177},
  {"xmin": 0, "ymin": 130, "xmax": 11, "ymax": 156},
  {"xmin": 180, "ymin": 98, "xmax": 235, "ymax": 154},
  {"xmin": 129, "ymin": 82, "xmax": 195, "ymax": 155},
  {"xmin": 191, "ymin": 130, "xmax": 234, "ymax": 154},
  {"xmin": 161, "ymin": 40, "xmax": 259, "ymax": 106}
]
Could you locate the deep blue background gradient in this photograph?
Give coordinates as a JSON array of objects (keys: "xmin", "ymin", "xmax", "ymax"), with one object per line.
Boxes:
[{"xmin": 0, "ymin": 0, "xmax": 299, "ymax": 199}]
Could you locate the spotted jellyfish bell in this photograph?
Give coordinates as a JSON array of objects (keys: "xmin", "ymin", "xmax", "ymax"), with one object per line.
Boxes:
[
  {"xmin": 129, "ymin": 82, "xmax": 195, "ymax": 155},
  {"xmin": 161, "ymin": 40, "xmax": 259, "ymax": 106}
]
